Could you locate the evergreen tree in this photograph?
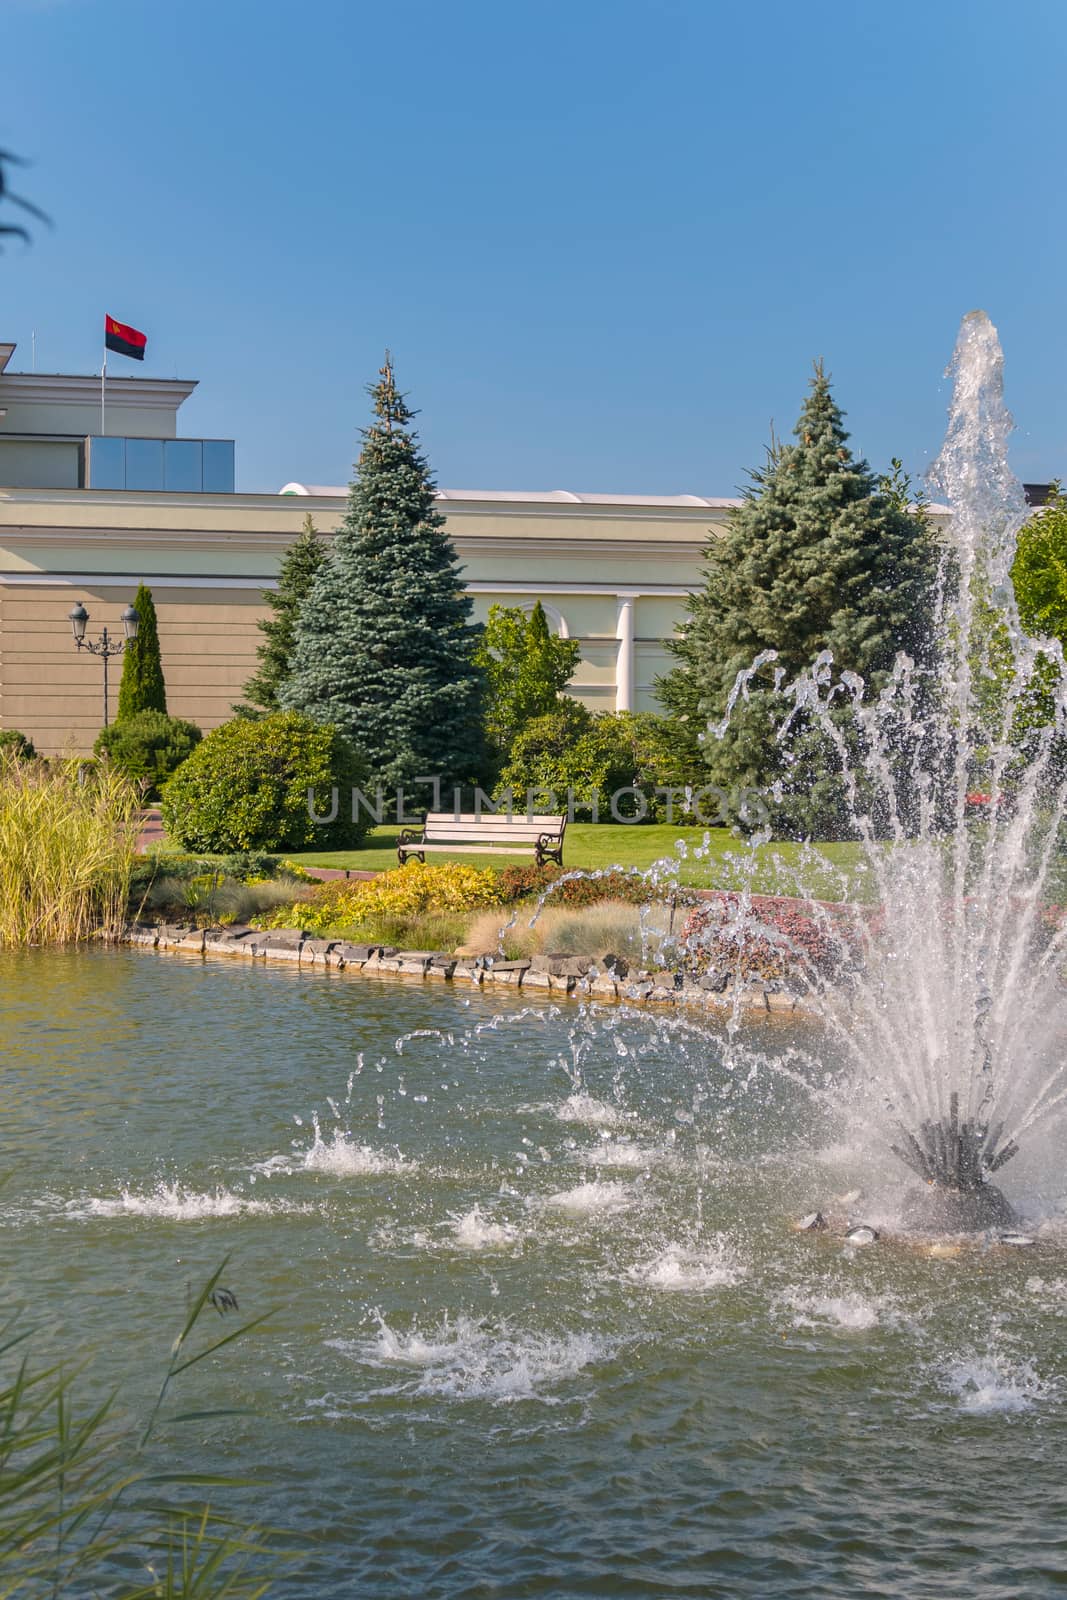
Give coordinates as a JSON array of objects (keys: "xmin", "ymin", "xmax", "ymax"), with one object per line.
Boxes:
[
  {"xmin": 282, "ymin": 357, "xmax": 485, "ymax": 795},
  {"xmin": 657, "ymin": 365, "xmax": 938, "ymax": 831},
  {"xmin": 474, "ymin": 600, "xmax": 581, "ymax": 758},
  {"xmin": 243, "ymin": 513, "xmax": 327, "ymax": 712},
  {"xmin": 117, "ymin": 582, "xmax": 166, "ymax": 719}
]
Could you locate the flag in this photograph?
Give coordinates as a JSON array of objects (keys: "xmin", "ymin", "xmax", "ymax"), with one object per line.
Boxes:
[{"xmin": 104, "ymin": 315, "xmax": 147, "ymax": 361}]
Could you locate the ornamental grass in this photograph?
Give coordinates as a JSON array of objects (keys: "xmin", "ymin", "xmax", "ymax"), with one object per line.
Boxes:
[{"xmin": 0, "ymin": 751, "xmax": 141, "ymax": 946}]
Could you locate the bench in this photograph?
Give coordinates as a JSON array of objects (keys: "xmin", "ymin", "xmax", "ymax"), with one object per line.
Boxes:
[{"xmin": 397, "ymin": 811, "xmax": 566, "ymax": 868}]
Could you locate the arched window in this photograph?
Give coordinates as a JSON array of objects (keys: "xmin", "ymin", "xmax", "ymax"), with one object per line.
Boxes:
[{"xmin": 515, "ymin": 599, "xmax": 570, "ymax": 638}]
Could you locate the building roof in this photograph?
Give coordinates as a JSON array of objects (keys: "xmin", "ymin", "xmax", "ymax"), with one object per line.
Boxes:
[{"xmin": 277, "ymin": 482, "xmax": 743, "ymax": 509}]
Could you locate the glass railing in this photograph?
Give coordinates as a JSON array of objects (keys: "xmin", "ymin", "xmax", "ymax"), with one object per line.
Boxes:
[{"xmin": 84, "ymin": 435, "xmax": 235, "ymax": 492}]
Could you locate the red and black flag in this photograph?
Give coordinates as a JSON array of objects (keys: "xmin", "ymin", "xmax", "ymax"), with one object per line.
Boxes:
[{"xmin": 104, "ymin": 314, "xmax": 147, "ymax": 361}]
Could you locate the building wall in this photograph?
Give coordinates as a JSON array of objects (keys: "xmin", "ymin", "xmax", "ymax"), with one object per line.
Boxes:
[{"xmin": 0, "ymin": 485, "xmax": 729, "ymax": 752}]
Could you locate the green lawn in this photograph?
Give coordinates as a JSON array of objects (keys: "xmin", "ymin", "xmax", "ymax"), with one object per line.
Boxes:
[{"xmin": 286, "ymin": 824, "xmax": 870, "ymax": 900}]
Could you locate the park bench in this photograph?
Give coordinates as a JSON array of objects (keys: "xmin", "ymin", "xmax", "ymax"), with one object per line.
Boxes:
[{"xmin": 397, "ymin": 811, "xmax": 566, "ymax": 868}]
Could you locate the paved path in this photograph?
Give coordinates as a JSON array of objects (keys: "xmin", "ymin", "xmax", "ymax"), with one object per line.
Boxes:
[{"xmin": 136, "ymin": 807, "xmax": 166, "ymax": 852}]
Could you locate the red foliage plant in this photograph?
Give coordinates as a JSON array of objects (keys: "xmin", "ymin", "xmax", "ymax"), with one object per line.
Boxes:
[
  {"xmin": 680, "ymin": 892, "xmax": 865, "ymax": 988},
  {"xmin": 497, "ymin": 862, "xmax": 694, "ymax": 909}
]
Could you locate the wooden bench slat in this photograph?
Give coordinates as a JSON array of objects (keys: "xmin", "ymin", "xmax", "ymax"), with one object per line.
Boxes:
[
  {"xmin": 398, "ymin": 810, "xmax": 566, "ymax": 867},
  {"xmin": 422, "ymin": 828, "xmax": 555, "ymax": 841},
  {"xmin": 401, "ymin": 842, "xmax": 546, "ymax": 855},
  {"xmin": 422, "ymin": 813, "xmax": 564, "ymax": 827}
]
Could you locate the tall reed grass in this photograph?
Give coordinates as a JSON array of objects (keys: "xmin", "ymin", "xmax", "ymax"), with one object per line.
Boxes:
[
  {"xmin": 0, "ymin": 753, "xmax": 141, "ymax": 946},
  {"xmin": 0, "ymin": 1258, "xmax": 290, "ymax": 1597}
]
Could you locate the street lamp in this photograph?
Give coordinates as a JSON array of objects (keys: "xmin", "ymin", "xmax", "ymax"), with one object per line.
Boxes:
[{"xmin": 69, "ymin": 602, "xmax": 140, "ymax": 727}]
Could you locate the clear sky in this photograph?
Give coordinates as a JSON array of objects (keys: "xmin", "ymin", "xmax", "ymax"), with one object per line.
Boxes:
[{"xmin": 4, "ymin": 0, "xmax": 1067, "ymax": 494}]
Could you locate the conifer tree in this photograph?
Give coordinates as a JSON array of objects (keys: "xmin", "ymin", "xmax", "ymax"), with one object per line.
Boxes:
[
  {"xmin": 243, "ymin": 513, "xmax": 327, "ymax": 712},
  {"xmin": 282, "ymin": 357, "xmax": 485, "ymax": 794},
  {"xmin": 117, "ymin": 582, "xmax": 166, "ymax": 719},
  {"xmin": 658, "ymin": 364, "xmax": 938, "ymax": 830}
]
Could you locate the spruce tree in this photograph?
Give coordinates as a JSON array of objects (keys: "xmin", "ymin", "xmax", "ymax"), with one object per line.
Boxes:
[
  {"xmin": 117, "ymin": 582, "xmax": 166, "ymax": 719},
  {"xmin": 243, "ymin": 513, "xmax": 327, "ymax": 712},
  {"xmin": 658, "ymin": 364, "xmax": 938, "ymax": 829},
  {"xmin": 282, "ymin": 357, "xmax": 485, "ymax": 795}
]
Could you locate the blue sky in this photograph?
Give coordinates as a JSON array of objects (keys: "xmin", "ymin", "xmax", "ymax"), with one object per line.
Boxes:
[{"xmin": 4, "ymin": 0, "xmax": 1066, "ymax": 493}]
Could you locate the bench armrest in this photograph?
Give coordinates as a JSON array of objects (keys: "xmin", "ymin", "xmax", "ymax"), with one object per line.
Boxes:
[{"xmin": 535, "ymin": 830, "xmax": 564, "ymax": 868}]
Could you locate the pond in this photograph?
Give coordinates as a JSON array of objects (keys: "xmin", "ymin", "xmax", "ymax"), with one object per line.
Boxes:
[{"xmin": 3, "ymin": 947, "xmax": 1066, "ymax": 1597}]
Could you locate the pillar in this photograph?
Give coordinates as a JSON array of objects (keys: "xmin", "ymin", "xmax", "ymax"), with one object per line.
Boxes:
[{"xmin": 615, "ymin": 592, "xmax": 637, "ymax": 713}]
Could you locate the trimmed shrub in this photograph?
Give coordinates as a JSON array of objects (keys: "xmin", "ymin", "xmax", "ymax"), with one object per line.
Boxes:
[
  {"xmin": 0, "ymin": 728, "xmax": 36, "ymax": 760},
  {"xmin": 161, "ymin": 711, "xmax": 368, "ymax": 853},
  {"xmin": 94, "ymin": 710, "xmax": 202, "ymax": 798}
]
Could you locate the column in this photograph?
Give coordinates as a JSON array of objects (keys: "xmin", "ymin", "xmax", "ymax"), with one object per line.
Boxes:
[{"xmin": 615, "ymin": 592, "xmax": 637, "ymax": 713}]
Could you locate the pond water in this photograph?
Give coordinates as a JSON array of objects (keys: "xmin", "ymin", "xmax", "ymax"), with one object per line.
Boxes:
[{"xmin": 3, "ymin": 947, "xmax": 1067, "ymax": 1597}]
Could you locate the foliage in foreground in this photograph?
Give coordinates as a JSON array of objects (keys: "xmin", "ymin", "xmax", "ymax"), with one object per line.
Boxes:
[
  {"xmin": 161, "ymin": 713, "xmax": 368, "ymax": 853},
  {"xmin": 95, "ymin": 710, "xmax": 203, "ymax": 799},
  {"xmin": 0, "ymin": 754, "xmax": 140, "ymax": 946},
  {"xmin": 0, "ymin": 1259, "xmax": 287, "ymax": 1598}
]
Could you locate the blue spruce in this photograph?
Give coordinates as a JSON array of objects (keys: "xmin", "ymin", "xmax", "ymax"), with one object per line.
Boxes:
[{"xmin": 282, "ymin": 357, "xmax": 485, "ymax": 798}]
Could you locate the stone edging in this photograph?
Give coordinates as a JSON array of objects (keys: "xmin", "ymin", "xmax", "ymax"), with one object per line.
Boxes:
[{"xmin": 122, "ymin": 924, "xmax": 803, "ymax": 1016}]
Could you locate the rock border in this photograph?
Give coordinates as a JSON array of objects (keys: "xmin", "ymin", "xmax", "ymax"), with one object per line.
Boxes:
[{"xmin": 122, "ymin": 923, "xmax": 802, "ymax": 1016}]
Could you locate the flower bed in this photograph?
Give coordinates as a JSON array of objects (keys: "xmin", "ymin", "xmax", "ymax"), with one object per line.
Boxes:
[
  {"xmin": 680, "ymin": 892, "xmax": 865, "ymax": 987},
  {"xmin": 255, "ymin": 861, "xmax": 506, "ymax": 936}
]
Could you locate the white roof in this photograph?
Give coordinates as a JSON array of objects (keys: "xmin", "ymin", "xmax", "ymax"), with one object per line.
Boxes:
[{"xmin": 277, "ymin": 482, "xmax": 741, "ymax": 509}]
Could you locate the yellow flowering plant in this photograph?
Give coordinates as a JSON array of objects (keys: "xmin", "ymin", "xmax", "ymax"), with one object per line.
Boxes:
[{"xmin": 256, "ymin": 861, "xmax": 506, "ymax": 936}]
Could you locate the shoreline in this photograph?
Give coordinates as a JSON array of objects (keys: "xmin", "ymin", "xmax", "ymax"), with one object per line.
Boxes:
[{"xmin": 122, "ymin": 923, "xmax": 806, "ymax": 1017}]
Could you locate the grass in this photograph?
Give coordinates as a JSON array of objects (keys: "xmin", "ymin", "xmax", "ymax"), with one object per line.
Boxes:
[
  {"xmin": 0, "ymin": 753, "xmax": 142, "ymax": 946},
  {"xmin": 283, "ymin": 824, "xmax": 871, "ymax": 901}
]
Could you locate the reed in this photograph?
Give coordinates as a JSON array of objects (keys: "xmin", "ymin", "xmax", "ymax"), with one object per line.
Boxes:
[
  {"xmin": 0, "ymin": 753, "xmax": 141, "ymax": 946},
  {"xmin": 0, "ymin": 1258, "xmax": 290, "ymax": 1598}
]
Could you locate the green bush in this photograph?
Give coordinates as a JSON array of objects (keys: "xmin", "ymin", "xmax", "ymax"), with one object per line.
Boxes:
[
  {"xmin": 0, "ymin": 728, "xmax": 37, "ymax": 760},
  {"xmin": 161, "ymin": 711, "xmax": 368, "ymax": 853},
  {"xmin": 496, "ymin": 704, "xmax": 703, "ymax": 821},
  {"xmin": 94, "ymin": 709, "xmax": 202, "ymax": 798}
]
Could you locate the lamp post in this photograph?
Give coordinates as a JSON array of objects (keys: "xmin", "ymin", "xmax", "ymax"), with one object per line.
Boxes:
[{"xmin": 68, "ymin": 602, "xmax": 140, "ymax": 728}]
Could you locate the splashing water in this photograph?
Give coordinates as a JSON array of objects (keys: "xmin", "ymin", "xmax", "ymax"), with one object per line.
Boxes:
[{"xmin": 701, "ymin": 312, "xmax": 1067, "ymax": 1227}]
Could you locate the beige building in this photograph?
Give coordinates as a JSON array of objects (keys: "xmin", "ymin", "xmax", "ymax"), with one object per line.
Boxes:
[{"xmin": 0, "ymin": 342, "xmax": 739, "ymax": 753}]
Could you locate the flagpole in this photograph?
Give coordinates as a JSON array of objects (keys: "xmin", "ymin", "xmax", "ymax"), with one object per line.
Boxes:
[{"xmin": 100, "ymin": 347, "xmax": 107, "ymax": 436}]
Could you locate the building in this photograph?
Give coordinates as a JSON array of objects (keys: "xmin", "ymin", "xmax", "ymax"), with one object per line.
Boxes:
[{"xmin": 0, "ymin": 343, "xmax": 739, "ymax": 752}]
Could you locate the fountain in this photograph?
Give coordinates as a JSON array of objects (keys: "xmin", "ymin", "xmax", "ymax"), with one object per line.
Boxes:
[{"xmin": 693, "ymin": 311, "xmax": 1067, "ymax": 1235}]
